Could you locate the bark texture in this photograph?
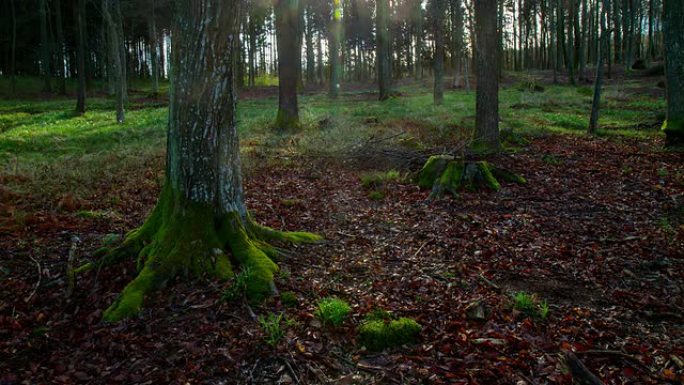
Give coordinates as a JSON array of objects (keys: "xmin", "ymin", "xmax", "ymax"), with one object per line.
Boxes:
[
  {"xmin": 474, "ymin": 0, "xmax": 500, "ymax": 150},
  {"xmin": 87, "ymin": 0, "xmax": 320, "ymax": 322},
  {"xmin": 275, "ymin": 0, "xmax": 302, "ymax": 130},
  {"xmin": 376, "ymin": 0, "xmax": 391, "ymax": 101},
  {"xmin": 663, "ymin": 0, "xmax": 684, "ymax": 147}
]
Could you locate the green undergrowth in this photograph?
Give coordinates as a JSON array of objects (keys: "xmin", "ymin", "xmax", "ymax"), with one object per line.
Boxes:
[
  {"xmin": 358, "ymin": 310, "xmax": 422, "ymax": 351},
  {"xmin": 1, "ymin": 76, "xmax": 665, "ymax": 208},
  {"xmin": 315, "ymin": 297, "xmax": 351, "ymax": 327},
  {"xmin": 512, "ymin": 291, "xmax": 550, "ymax": 320}
]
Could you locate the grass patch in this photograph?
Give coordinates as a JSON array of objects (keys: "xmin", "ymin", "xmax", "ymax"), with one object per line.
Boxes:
[{"xmin": 512, "ymin": 292, "xmax": 550, "ymax": 320}]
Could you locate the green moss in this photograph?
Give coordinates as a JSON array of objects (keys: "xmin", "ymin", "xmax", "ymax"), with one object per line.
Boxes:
[
  {"xmin": 663, "ymin": 119, "xmax": 684, "ymax": 147},
  {"xmin": 360, "ymin": 170, "xmax": 401, "ymax": 189},
  {"xmin": 103, "ymin": 261, "xmax": 164, "ymax": 322},
  {"xmin": 417, "ymin": 155, "xmax": 453, "ymax": 189},
  {"xmin": 358, "ymin": 317, "xmax": 422, "ymax": 351},
  {"xmin": 492, "ymin": 167, "xmax": 527, "ymax": 184},
  {"xmin": 280, "ymin": 291, "xmax": 298, "ymax": 307},
  {"xmin": 368, "ymin": 190, "xmax": 385, "ymax": 200},
  {"xmin": 315, "ymin": 297, "xmax": 351, "ymax": 327},
  {"xmin": 434, "ymin": 161, "xmax": 464, "ymax": 197},
  {"xmin": 476, "ymin": 161, "xmax": 501, "ymax": 191}
]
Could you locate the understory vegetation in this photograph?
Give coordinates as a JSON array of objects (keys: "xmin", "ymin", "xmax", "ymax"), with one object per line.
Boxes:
[{"xmin": 1, "ymin": 73, "xmax": 683, "ymax": 384}]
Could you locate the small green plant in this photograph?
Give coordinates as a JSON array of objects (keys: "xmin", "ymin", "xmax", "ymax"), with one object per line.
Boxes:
[
  {"xmin": 368, "ymin": 190, "xmax": 385, "ymax": 201},
  {"xmin": 258, "ymin": 313, "xmax": 285, "ymax": 346},
  {"xmin": 280, "ymin": 291, "xmax": 298, "ymax": 307},
  {"xmin": 512, "ymin": 292, "xmax": 550, "ymax": 320},
  {"xmin": 315, "ymin": 297, "xmax": 351, "ymax": 327},
  {"xmin": 358, "ymin": 317, "xmax": 422, "ymax": 351},
  {"xmin": 657, "ymin": 168, "xmax": 669, "ymax": 178},
  {"xmin": 220, "ymin": 266, "xmax": 253, "ymax": 302},
  {"xmin": 542, "ymin": 154, "xmax": 561, "ymax": 165}
]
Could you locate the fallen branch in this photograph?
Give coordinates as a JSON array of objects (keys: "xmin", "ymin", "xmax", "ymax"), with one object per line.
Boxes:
[
  {"xmin": 24, "ymin": 255, "xmax": 42, "ymax": 303},
  {"xmin": 564, "ymin": 351, "xmax": 603, "ymax": 385}
]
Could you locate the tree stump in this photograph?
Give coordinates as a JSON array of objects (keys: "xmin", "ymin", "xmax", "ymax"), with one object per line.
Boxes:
[{"xmin": 417, "ymin": 155, "xmax": 526, "ymax": 198}]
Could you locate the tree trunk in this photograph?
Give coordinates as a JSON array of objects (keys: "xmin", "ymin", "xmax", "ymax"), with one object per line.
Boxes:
[
  {"xmin": 589, "ymin": 0, "xmax": 608, "ymax": 134},
  {"xmin": 10, "ymin": 0, "xmax": 16, "ymax": 96},
  {"xmin": 432, "ymin": 0, "xmax": 446, "ymax": 105},
  {"xmin": 663, "ymin": 0, "xmax": 684, "ymax": 146},
  {"xmin": 578, "ymin": 0, "xmax": 588, "ymax": 81},
  {"xmin": 148, "ymin": 0, "xmax": 159, "ymax": 96},
  {"xmin": 40, "ymin": 0, "xmax": 52, "ymax": 93},
  {"xmin": 329, "ymin": 0, "xmax": 342, "ymax": 98},
  {"xmin": 376, "ymin": 0, "xmax": 391, "ymax": 100},
  {"xmin": 76, "ymin": 0, "xmax": 87, "ymax": 114},
  {"xmin": 103, "ymin": 0, "xmax": 125, "ymax": 123},
  {"xmin": 274, "ymin": 0, "xmax": 301, "ymax": 130},
  {"xmin": 415, "ymin": 0, "xmax": 423, "ymax": 80},
  {"xmin": 474, "ymin": 0, "xmax": 499, "ymax": 150},
  {"xmin": 54, "ymin": 0, "xmax": 66, "ymax": 94},
  {"xmin": 93, "ymin": 0, "xmax": 320, "ymax": 322},
  {"xmin": 450, "ymin": 0, "xmax": 463, "ymax": 87},
  {"xmin": 305, "ymin": 5, "xmax": 315, "ymax": 85},
  {"xmin": 316, "ymin": 30, "xmax": 323, "ymax": 85}
]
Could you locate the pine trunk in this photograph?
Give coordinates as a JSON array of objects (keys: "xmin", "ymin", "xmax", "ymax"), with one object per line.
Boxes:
[
  {"xmin": 76, "ymin": 0, "xmax": 87, "ymax": 114},
  {"xmin": 432, "ymin": 0, "xmax": 446, "ymax": 105}
]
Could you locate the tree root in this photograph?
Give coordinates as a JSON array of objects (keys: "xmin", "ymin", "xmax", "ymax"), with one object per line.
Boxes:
[{"xmin": 81, "ymin": 187, "xmax": 321, "ymax": 322}]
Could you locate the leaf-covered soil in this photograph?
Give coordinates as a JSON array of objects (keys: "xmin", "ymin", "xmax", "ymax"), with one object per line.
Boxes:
[{"xmin": 1, "ymin": 132, "xmax": 682, "ymax": 384}]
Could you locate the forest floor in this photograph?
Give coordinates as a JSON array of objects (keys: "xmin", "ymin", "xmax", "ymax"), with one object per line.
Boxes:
[{"xmin": 1, "ymin": 69, "xmax": 683, "ymax": 384}]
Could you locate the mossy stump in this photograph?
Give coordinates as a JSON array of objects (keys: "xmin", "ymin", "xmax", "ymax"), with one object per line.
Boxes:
[{"xmin": 417, "ymin": 155, "xmax": 526, "ymax": 198}]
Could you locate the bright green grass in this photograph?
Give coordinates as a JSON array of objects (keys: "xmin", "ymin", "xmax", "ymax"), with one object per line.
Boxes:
[{"xmin": 0, "ymin": 76, "xmax": 665, "ymax": 203}]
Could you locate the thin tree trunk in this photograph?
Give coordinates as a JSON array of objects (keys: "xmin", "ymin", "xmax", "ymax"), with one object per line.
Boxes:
[
  {"xmin": 451, "ymin": 0, "xmax": 463, "ymax": 87},
  {"xmin": 415, "ymin": 0, "xmax": 423, "ymax": 80},
  {"xmin": 376, "ymin": 0, "xmax": 391, "ymax": 100},
  {"xmin": 329, "ymin": 0, "xmax": 341, "ymax": 97},
  {"xmin": 432, "ymin": 0, "xmax": 446, "ymax": 104},
  {"xmin": 54, "ymin": 0, "xmax": 66, "ymax": 94},
  {"xmin": 10, "ymin": 0, "xmax": 17, "ymax": 96},
  {"xmin": 589, "ymin": 0, "xmax": 608, "ymax": 134},
  {"xmin": 104, "ymin": 0, "xmax": 125, "ymax": 123},
  {"xmin": 76, "ymin": 0, "xmax": 86, "ymax": 114},
  {"xmin": 474, "ymin": 0, "xmax": 499, "ymax": 150},
  {"xmin": 40, "ymin": 0, "xmax": 52, "ymax": 93},
  {"xmin": 274, "ymin": 0, "xmax": 301, "ymax": 129},
  {"xmin": 149, "ymin": 0, "xmax": 159, "ymax": 96}
]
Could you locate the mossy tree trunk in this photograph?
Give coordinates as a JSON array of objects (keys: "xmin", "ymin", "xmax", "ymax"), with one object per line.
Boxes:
[
  {"xmin": 663, "ymin": 0, "xmax": 684, "ymax": 147},
  {"xmin": 275, "ymin": 0, "xmax": 302, "ymax": 130},
  {"xmin": 91, "ymin": 0, "xmax": 320, "ymax": 322}
]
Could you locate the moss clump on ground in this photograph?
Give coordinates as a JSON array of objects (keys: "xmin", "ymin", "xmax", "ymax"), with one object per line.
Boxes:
[
  {"xmin": 417, "ymin": 155, "xmax": 525, "ymax": 198},
  {"xmin": 315, "ymin": 297, "xmax": 351, "ymax": 327},
  {"xmin": 358, "ymin": 316, "xmax": 422, "ymax": 351},
  {"xmin": 280, "ymin": 291, "xmax": 298, "ymax": 307}
]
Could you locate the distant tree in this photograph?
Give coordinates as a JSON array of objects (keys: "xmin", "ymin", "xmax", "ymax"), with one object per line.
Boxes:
[
  {"xmin": 589, "ymin": 0, "xmax": 608, "ymax": 134},
  {"xmin": 376, "ymin": 0, "xmax": 391, "ymax": 100},
  {"xmin": 94, "ymin": 0, "xmax": 320, "ymax": 322},
  {"xmin": 76, "ymin": 0, "xmax": 87, "ymax": 114},
  {"xmin": 39, "ymin": 0, "xmax": 52, "ymax": 93},
  {"xmin": 103, "ymin": 0, "xmax": 125, "ymax": 123},
  {"xmin": 430, "ymin": 0, "xmax": 446, "ymax": 105},
  {"xmin": 274, "ymin": 0, "xmax": 302, "ymax": 130},
  {"xmin": 9, "ymin": 0, "xmax": 16, "ymax": 96},
  {"xmin": 329, "ymin": 0, "xmax": 342, "ymax": 98},
  {"xmin": 663, "ymin": 0, "xmax": 684, "ymax": 147},
  {"xmin": 54, "ymin": 0, "xmax": 67, "ymax": 95},
  {"xmin": 148, "ymin": 0, "xmax": 159, "ymax": 97},
  {"xmin": 474, "ymin": 0, "xmax": 500, "ymax": 150}
]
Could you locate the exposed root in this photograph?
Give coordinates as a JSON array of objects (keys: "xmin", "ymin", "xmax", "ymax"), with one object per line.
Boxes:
[{"xmin": 87, "ymin": 187, "xmax": 321, "ymax": 322}]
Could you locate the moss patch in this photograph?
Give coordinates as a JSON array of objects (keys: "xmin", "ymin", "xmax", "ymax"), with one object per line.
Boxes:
[{"xmin": 358, "ymin": 317, "xmax": 422, "ymax": 351}]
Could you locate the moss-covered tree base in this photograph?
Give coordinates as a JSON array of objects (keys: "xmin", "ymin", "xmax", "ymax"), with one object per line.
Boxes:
[
  {"xmin": 78, "ymin": 186, "xmax": 321, "ymax": 322},
  {"xmin": 417, "ymin": 155, "xmax": 526, "ymax": 198},
  {"xmin": 663, "ymin": 119, "xmax": 684, "ymax": 148}
]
